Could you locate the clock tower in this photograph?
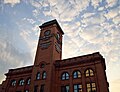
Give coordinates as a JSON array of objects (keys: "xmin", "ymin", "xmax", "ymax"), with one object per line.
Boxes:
[{"xmin": 30, "ymin": 19, "xmax": 64, "ymax": 92}]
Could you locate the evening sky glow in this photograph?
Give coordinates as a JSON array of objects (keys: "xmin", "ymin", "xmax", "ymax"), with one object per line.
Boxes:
[{"xmin": 0, "ymin": 0, "xmax": 120, "ymax": 91}]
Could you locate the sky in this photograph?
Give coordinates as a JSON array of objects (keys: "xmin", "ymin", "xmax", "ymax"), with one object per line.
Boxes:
[{"xmin": 0, "ymin": 0, "xmax": 120, "ymax": 91}]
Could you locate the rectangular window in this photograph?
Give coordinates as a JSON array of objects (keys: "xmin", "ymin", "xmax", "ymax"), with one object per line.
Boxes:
[
  {"xmin": 40, "ymin": 85, "xmax": 44, "ymax": 92},
  {"xmin": 87, "ymin": 83, "xmax": 96, "ymax": 92},
  {"xmin": 34, "ymin": 85, "xmax": 38, "ymax": 92},
  {"xmin": 61, "ymin": 85, "xmax": 69, "ymax": 92},
  {"xmin": 24, "ymin": 90, "xmax": 29, "ymax": 92},
  {"xmin": 74, "ymin": 84, "xmax": 82, "ymax": 92}
]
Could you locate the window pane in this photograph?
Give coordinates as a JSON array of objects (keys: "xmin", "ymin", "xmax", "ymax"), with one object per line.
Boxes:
[
  {"xmin": 36, "ymin": 72, "xmax": 40, "ymax": 79},
  {"xmin": 87, "ymin": 84, "xmax": 90, "ymax": 87},
  {"xmin": 61, "ymin": 72, "xmax": 69, "ymax": 80},
  {"xmin": 62, "ymin": 73, "xmax": 65, "ymax": 80},
  {"xmin": 77, "ymin": 71, "xmax": 81, "ymax": 78},
  {"xmin": 90, "ymin": 70, "xmax": 94, "ymax": 76},
  {"xmin": 11, "ymin": 80, "xmax": 16, "ymax": 86},
  {"xmin": 74, "ymin": 84, "xmax": 82, "ymax": 92},
  {"xmin": 92, "ymin": 88, "xmax": 96, "ymax": 90},
  {"xmin": 25, "ymin": 90, "xmax": 29, "ymax": 92},
  {"xmin": 92, "ymin": 83, "xmax": 95, "ymax": 87},
  {"xmin": 87, "ymin": 88, "xmax": 91, "ymax": 92},
  {"xmin": 66, "ymin": 73, "xmax": 69, "ymax": 79},
  {"xmin": 87, "ymin": 83, "xmax": 96, "ymax": 92},
  {"xmin": 66, "ymin": 85, "xmax": 69, "ymax": 92},
  {"xmin": 27, "ymin": 78, "xmax": 30, "ymax": 85},
  {"xmin": 86, "ymin": 70, "xmax": 89, "ymax": 77},
  {"xmin": 73, "ymin": 72, "xmax": 77, "ymax": 78},
  {"xmin": 74, "ymin": 85, "xmax": 77, "ymax": 89},
  {"xmin": 43, "ymin": 72, "xmax": 46, "ymax": 79},
  {"xmin": 74, "ymin": 90, "xmax": 77, "ymax": 92},
  {"xmin": 19, "ymin": 79, "xmax": 24, "ymax": 85}
]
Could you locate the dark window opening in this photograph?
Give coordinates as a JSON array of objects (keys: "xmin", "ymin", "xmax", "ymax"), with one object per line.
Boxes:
[
  {"xmin": 34, "ymin": 85, "xmax": 38, "ymax": 92},
  {"xmin": 61, "ymin": 85, "xmax": 69, "ymax": 92},
  {"xmin": 40, "ymin": 85, "xmax": 44, "ymax": 92}
]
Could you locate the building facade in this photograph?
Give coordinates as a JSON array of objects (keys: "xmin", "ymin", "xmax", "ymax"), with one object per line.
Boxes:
[{"xmin": 0, "ymin": 20, "xmax": 109, "ymax": 92}]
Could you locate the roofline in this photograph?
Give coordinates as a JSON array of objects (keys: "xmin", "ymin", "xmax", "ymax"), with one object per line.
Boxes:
[
  {"xmin": 9, "ymin": 65, "xmax": 33, "ymax": 71},
  {"xmin": 58, "ymin": 52, "xmax": 102, "ymax": 61},
  {"xmin": 39, "ymin": 19, "xmax": 64, "ymax": 34}
]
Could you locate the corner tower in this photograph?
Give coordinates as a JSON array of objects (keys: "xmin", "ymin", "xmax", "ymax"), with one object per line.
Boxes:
[{"xmin": 30, "ymin": 19, "xmax": 64, "ymax": 92}]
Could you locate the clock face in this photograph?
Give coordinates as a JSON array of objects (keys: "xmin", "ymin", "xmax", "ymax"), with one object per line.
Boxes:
[{"xmin": 44, "ymin": 30, "xmax": 51, "ymax": 36}]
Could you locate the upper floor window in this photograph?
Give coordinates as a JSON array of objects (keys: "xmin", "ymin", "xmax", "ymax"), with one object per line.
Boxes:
[
  {"xmin": 36, "ymin": 72, "xmax": 40, "ymax": 80},
  {"xmin": 26, "ymin": 78, "xmax": 31, "ymax": 85},
  {"xmin": 61, "ymin": 72, "xmax": 69, "ymax": 80},
  {"xmin": 19, "ymin": 79, "xmax": 24, "ymax": 86},
  {"xmin": 42, "ymin": 71, "xmax": 47, "ymax": 79},
  {"xmin": 87, "ymin": 82, "xmax": 96, "ymax": 92},
  {"xmin": 11, "ymin": 80, "xmax": 16, "ymax": 86},
  {"xmin": 61, "ymin": 85, "xmax": 69, "ymax": 92},
  {"xmin": 85, "ymin": 69, "xmax": 94, "ymax": 77},
  {"xmin": 73, "ymin": 70, "xmax": 81, "ymax": 79},
  {"xmin": 74, "ymin": 84, "xmax": 82, "ymax": 92}
]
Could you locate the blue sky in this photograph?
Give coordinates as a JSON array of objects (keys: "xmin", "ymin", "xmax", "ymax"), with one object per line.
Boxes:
[{"xmin": 0, "ymin": 0, "xmax": 120, "ymax": 91}]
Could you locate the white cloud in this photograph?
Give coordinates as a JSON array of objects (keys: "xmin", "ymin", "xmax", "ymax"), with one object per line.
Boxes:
[
  {"xmin": 81, "ymin": 14, "xmax": 106, "ymax": 26},
  {"xmin": 110, "ymin": 80, "xmax": 120, "ymax": 92},
  {"xmin": 0, "ymin": 35, "xmax": 32, "ymax": 83},
  {"xmin": 106, "ymin": 0, "xmax": 117, "ymax": 8},
  {"xmin": 79, "ymin": 25, "xmax": 103, "ymax": 41},
  {"xmin": 29, "ymin": 0, "xmax": 42, "ymax": 8},
  {"xmin": 104, "ymin": 9, "xmax": 119, "ymax": 20},
  {"xmin": 43, "ymin": 0, "xmax": 90, "ymax": 22},
  {"xmin": 23, "ymin": 18, "xmax": 36, "ymax": 24},
  {"xmin": 112, "ymin": 15, "xmax": 120, "ymax": 25},
  {"xmin": 4, "ymin": 0, "xmax": 20, "ymax": 6},
  {"xmin": 82, "ymin": 13, "xmax": 95, "ymax": 18},
  {"xmin": 98, "ymin": 7, "xmax": 104, "ymax": 11},
  {"xmin": 91, "ymin": 0, "xmax": 102, "ymax": 8}
]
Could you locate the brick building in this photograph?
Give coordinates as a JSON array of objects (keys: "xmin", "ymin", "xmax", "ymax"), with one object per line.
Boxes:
[{"xmin": 0, "ymin": 20, "xmax": 109, "ymax": 92}]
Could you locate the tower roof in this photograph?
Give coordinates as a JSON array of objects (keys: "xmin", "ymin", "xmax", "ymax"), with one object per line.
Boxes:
[{"xmin": 39, "ymin": 19, "xmax": 64, "ymax": 34}]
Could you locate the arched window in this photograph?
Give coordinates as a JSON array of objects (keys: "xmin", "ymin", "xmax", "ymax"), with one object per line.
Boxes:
[
  {"xmin": 73, "ymin": 70, "xmax": 81, "ymax": 78},
  {"xmin": 36, "ymin": 72, "xmax": 40, "ymax": 80},
  {"xmin": 19, "ymin": 79, "xmax": 24, "ymax": 86},
  {"xmin": 26, "ymin": 78, "xmax": 31, "ymax": 85},
  {"xmin": 85, "ymin": 69, "xmax": 94, "ymax": 77},
  {"xmin": 11, "ymin": 80, "xmax": 16, "ymax": 86},
  {"xmin": 61, "ymin": 72, "xmax": 69, "ymax": 80},
  {"xmin": 42, "ymin": 71, "xmax": 47, "ymax": 79}
]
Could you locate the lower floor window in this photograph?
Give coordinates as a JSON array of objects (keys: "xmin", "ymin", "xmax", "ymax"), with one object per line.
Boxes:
[
  {"xmin": 40, "ymin": 84, "xmax": 44, "ymax": 92},
  {"xmin": 74, "ymin": 84, "xmax": 82, "ymax": 92},
  {"xmin": 34, "ymin": 85, "xmax": 38, "ymax": 92},
  {"xmin": 24, "ymin": 90, "xmax": 29, "ymax": 92},
  {"xmin": 87, "ymin": 82, "xmax": 96, "ymax": 92},
  {"xmin": 61, "ymin": 85, "xmax": 69, "ymax": 92}
]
